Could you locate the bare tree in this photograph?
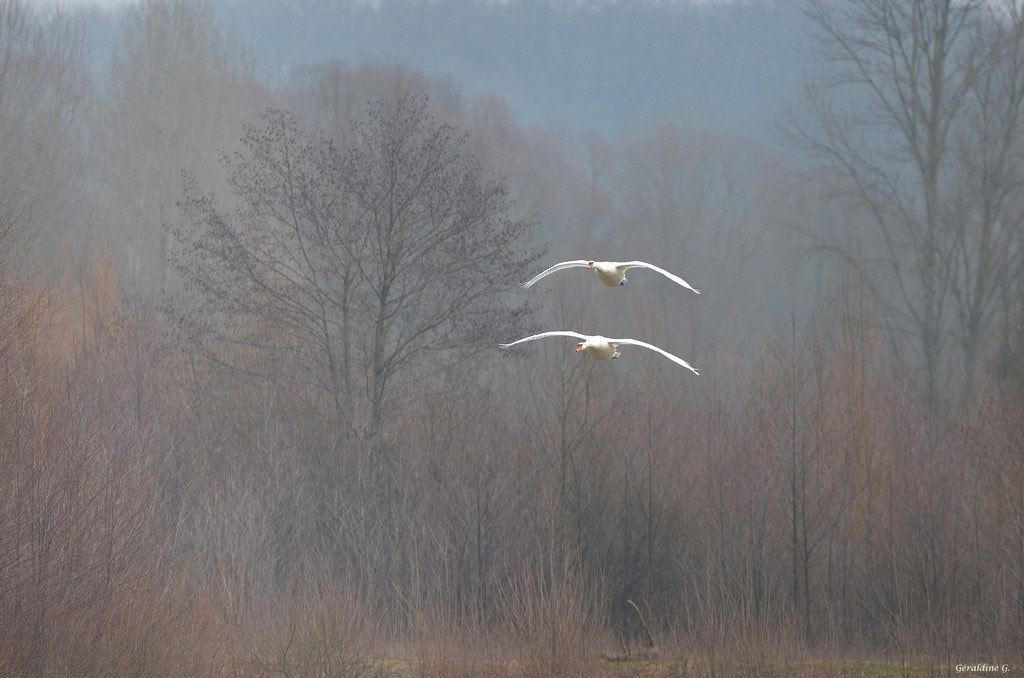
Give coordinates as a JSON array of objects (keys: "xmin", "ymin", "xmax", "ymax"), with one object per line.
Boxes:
[
  {"xmin": 949, "ymin": 3, "xmax": 1024, "ymax": 397},
  {"xmin": 336, "ymin": 93, "xmax": 541, "ymax": 454},
  {"xmin": 0, "ymin": 0, "xmax": 91, "ymax": 264},
  {"xmin": 101, "ymin": 0, "xmax": 266, "ymax": 293},
  {"xmin": 174, "ymin": 109, "xmax": 360, "ymax": 438},
  {"xmin": 792, "ymin": 0, "xmax": 982, "ymax": 429},
  {"xmin": 173, "ymin": 94, "xmax": 541, "ymax": 462}
]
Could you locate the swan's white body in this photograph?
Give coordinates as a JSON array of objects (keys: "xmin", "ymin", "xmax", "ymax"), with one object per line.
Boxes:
[
  {"xmin": 521, "ymin": 260, "xmax": 700, "ymax": 294},
  {"xmin": 499, "ymin": 331, "xmax": 699, "ymax": 375}
]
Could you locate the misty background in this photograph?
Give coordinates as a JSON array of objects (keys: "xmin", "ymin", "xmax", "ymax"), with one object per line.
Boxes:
[
  {"xmin": 2, "ymin": 0, "xmax": 1023, "ymax": 675},
  {"xmin": 70, "ymin": 0, "xmax": 809, "ymax": 137}
]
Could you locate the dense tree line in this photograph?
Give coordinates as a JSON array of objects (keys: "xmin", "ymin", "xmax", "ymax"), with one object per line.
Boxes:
[{"xmin": 1, "ymin": 0, "xmax": 1023, "ymax": 674}]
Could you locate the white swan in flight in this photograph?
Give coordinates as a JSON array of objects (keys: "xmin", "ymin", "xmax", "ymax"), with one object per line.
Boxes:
[
  {"xmin": 499, "ymin": 331, "xmax": 699, "ymax": 375},
  {"xmin": 521, "ymin": 260, "xmax": 700, "ymax": 294}
]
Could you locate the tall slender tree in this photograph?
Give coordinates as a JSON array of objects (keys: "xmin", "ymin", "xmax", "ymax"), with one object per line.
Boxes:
[
  {"xmin": 101, "ymin": 0, "xmax": 265, "ymax": 292},
  {"xmin": 793, "ymin": 0, "xmax": 981, "ymax": 429}
]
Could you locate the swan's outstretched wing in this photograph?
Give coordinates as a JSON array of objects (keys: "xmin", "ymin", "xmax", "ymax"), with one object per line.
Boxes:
[
  {"xmin": 521, "ymin": 260, "xmax": 592, "ymax": 288},
  {"xmin": 620, "ymin": 261, "xmax": 700, "ymax": 294},
  {"xmin": 500, "ymin": 331, "xmax": 588, "ymax": 349},
  {"xmin": 614, "ymin": 338, "xmax": 700, "ymax": 375}
]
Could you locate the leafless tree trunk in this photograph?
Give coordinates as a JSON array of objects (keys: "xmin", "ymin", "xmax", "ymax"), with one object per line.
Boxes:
[
  {"xmin": 337, "ymin": 93, "xmax": 541, "ymax": 459},
  {"xmin": 100, "ymin": 0, "xmax": 264, "ymax": 294},
  {"xmin": 793, "ymin": 0, "xmax": 981, "ymax": 434},
  {"xmin": 173, "ymin": 94, "xmax": 541, "ymax": 479},
  {"xmin": 949, "ymin": 3, "xmax": 1024, "ymax": 399}
]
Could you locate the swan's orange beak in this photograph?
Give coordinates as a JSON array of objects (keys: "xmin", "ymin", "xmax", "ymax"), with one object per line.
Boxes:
[
  {"xmin": 587, "ymin": 261, "xmax": 594, "ymax": 268},
  {"xmin": 575, "ymin": 344, "xmax": 583, "ymax": 352}
]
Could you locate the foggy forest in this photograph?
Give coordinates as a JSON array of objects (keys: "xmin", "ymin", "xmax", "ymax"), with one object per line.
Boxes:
[{"xmin": 2, "ymin": 0, "xmax": 1024, "ymax": 675}]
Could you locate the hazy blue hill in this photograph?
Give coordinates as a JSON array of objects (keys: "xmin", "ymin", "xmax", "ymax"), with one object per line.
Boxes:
[
  {"xmin": 77, "ymin": 0, "xmax": 811, "ymax": 140},
  {"xmin": 218, "ymin": 0, "xmax": 810, "ymax": 139}
]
